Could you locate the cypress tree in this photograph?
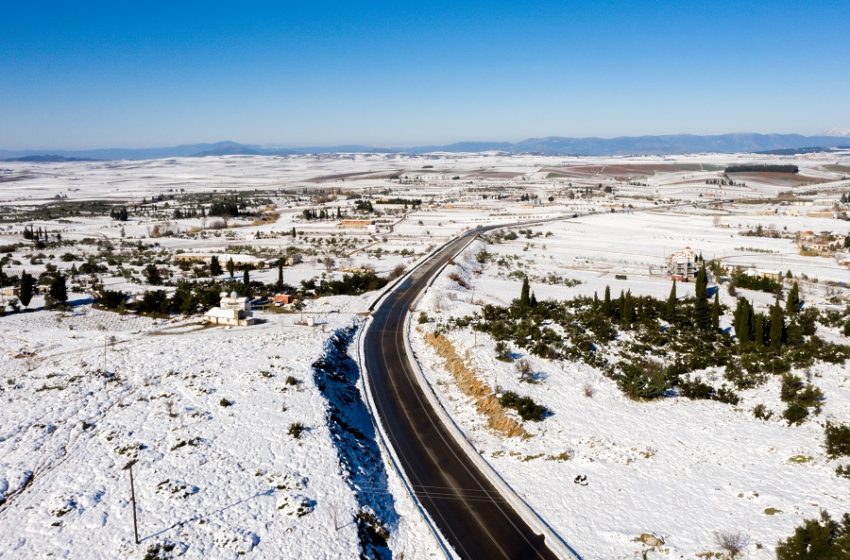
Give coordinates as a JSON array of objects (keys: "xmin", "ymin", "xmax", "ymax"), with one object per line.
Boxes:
[
  {"xmin": 734, "ymin": 298, "xmax": 754, "ymax": 343},
  {"xmin": 733, "ymin": 298, "xmax": 745, "ymax": 340},
  {"xmin": 603, "ymin": 285, "xmax": 612, "ymax": 316},
  {"xmin": 620, "ymin": 290, "xmax": 635, "ymax": 326},
  {"xmin": 786, "ymin": 282, "xmax": 800, "ymax": 315},
  {"xmin": 770, "ymin": 301, "xmax": 785, "ymax": 348},
  {"xmin": 694, "ymin": 264, "xmax": 711, "ymax": 330},
  {"xmin": 276, "ymin": 260, "xmax": 284, "ymax": 291},
  {"xmin": 753, "ymin": 313, "xmax": 766, "ymax": 346},
  {"xmin": 529, "ymin": 291, "xmax": 537, "ymax": 307},
  {"xmin": 48, "ymin": 274, "xmax": 67, "ymax": 307},
  {"xmin": 520, "ymin": 277, "xmax": 531, "ymax": 307},
  {"xmin": 787, "ymin": 319, "xmax": 803, "ymax": 346},
  {"xmin": 210, "ymin": 255, "xmax": 222, "ymax": 277},
  {"xmin": 227, "ymin": 258, "xmax": 236, "ymax": 278},
  {"xmin": 711, "ymin": 291, "xmax": 720, "ymax": 330},
  {"xmin": 666, "ymin": 281, "xmax": 677, "ymax": 322},
  {"xmin": 19, "ymin": 271, "xmax": 34, "ymax": 308},
  {"xmin": 746, "ymin": 305, "xmax": 755, "ymax": 343},
  {"xmin": 243, "ymin": 268, "xmax": 251, "ymax": 298}
]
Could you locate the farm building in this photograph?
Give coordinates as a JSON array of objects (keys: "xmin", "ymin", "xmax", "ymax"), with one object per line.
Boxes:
[
  {"xmin": 204, "ymin": 291, "xmax": 258, "ymax": 326},
  {"xmin": 666, "ymin": 247, "xmax": 699, "ymax": 279},
  {"xmin": 336, "ymin": 219, "xmax": 376, "ymax": 231}
]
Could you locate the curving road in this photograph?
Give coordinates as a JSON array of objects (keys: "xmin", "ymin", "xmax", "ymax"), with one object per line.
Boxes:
[{"xmin": 363, "ymin": 229, "xmax": 563, "ymax": 559}]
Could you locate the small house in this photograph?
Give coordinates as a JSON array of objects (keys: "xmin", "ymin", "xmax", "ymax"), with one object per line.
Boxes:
[
  {"xmin": 273, "ymin": 294, "xmax": 293, "ymax": 306},
  {"xmin": 0, "ymin": 286, "xmax": 20, "ymax": 297}
]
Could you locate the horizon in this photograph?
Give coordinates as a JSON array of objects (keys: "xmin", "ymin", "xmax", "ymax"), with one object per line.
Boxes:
[
  {"xmin": 4, "ymin": 129, "xmax": 850, "ymax": 155},
  {"xmin": 2, "ymin": 1, "xmax": 849, "ymax": 150}
]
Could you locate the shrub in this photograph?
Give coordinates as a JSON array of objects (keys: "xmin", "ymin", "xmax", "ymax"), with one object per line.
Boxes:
[
  {"xmin": 679, "ymin": 376, "xmax": 715, "ymax": 400},
  {"xmin": 288, "ymin": 422, "xmax": 306, "ymax": 439},
  {"xmin": 418, "ymin": 312, "xmax": 430, "ymax": 324},
  {"xmin": 285, "ymin": 375, "xmax": 299, "ymax": 387},
  {"xmin": 219, "ymin": 398, "xmax": 233, "ymax": 407},
  {"xmin": 97, "ymin": 289, "xmax": 128, "ymax": 311},
  {"xmin": 494, "ymin": 341, "xmax": 512, "ymax": 362},
  {"xmin": 447, "ymin": 271, "xmax": 468, "ymax": 289},
  {"xmin": 619, "ymin": 360, "xmax": 668, "ymax": 400},
  {"xmin": 753, "ymin": 403, "xmax": 773, "ymax": 421},
  {"xmin": 775, "ymin": 511, "xmax": 850, "ymax": 559},
  {"xmin": 499, "ymin": 391, "xmax": 547, "ymax": 422},
  {"xmin": 715, "ymin": 385, "xmax": 740, "ymax": 405},
  {"xmin": 783, "ymin": 403, "xmax": 808, "ymax": 425},
  {"xmin": 825, "ymin": 423, "xmax": 850, "ymax": 458}
]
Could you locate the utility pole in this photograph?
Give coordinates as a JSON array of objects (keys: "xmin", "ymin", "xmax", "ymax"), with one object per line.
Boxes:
[{"xmin": 124, "ymin": 461, "xmax": 139, "ymax": 545}]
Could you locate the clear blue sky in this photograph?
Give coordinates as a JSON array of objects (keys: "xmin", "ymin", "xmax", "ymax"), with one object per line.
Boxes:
[{"xmin": 2, "ymin": 0, "xmax": 848, "ymax": 149}]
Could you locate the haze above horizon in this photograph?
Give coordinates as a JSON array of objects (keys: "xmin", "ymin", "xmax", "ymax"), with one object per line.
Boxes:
[{"xmin": 2, "ymin": 1, "xmax": 849, "ymax": 150}]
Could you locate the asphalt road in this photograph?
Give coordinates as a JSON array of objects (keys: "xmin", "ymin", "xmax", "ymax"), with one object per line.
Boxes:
[{"xmin": 363, "ymin": 230, "xmax": 563, "ymax": 560}]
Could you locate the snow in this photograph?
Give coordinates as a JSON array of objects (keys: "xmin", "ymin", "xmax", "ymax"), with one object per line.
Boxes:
[
  {"xmin": 2, "ymin": 151, "xmax": 850, "ymax": 558},
  {"xmin": 0, "ymin": 307, "xmax": 439, "ymax": 559}
]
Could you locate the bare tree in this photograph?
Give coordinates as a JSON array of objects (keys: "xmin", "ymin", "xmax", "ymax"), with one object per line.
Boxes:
[
  {"xmin": 714, "ymin": 530, "xmax": 749, "ymax": 559},
  {"xmin": 516, "ymin": 359, "xmax": 534, "ymax": 383}
]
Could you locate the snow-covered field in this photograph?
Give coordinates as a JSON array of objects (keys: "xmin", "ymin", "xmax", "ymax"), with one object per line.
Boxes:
[
  {"xmin": 0, "ymin": 303, "xmax": 438, "ymax": 559},
  {"xmin": 2, "ymin": 152, "xmax": 849, "ymax": 559}
]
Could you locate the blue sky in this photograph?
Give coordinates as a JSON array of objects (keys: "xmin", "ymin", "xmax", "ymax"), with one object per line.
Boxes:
[{"xmin": 1, "ymin": 1, "xmax": 848, "ymax": 149}]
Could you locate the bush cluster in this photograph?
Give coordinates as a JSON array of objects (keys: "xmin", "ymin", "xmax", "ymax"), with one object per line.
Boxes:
[{"xmin": 499, "ymin": 391, "xmax": 547, "ymax": 422}]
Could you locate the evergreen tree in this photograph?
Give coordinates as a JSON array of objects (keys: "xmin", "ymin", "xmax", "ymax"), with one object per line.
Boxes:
[
  {"xmin": 786, "ymin": 282, "xmax": 800, "ymax": 315},
  {"xmin": 0, "ymin": 262, "xmax": 4, "ymax": 287},
  {"xmin": 226, "ymin": 258, "xmax": 236, "ymax": 278},
  {"xmin": 711, "ymin": 291, "xmax": 720, "ymax": 330},
  {"xmin": 209, "ymin": 255, "xmax": 222, "ymax": 277},
  {"xmin": 144, "ymin": 264, "xmax": 162, "ymax": 286},
  {"xmin": 519, "ymin": 277, "xmax": 531, "ymax": 307},
  {"xmin": 775, "ymin": 510, "xmax": 850, "ymax": 560},
  {"xmin": 734, "ymin": 298, "xmax": 754, "ymax": 343},
  {"xmin": 787, "ymin": 319, "xmax": 803, "ymax": 346},
  {"xmin": 754, "ymin": 313, "xmax": 766, "ymax": 346},
  {"xmin": 620, "ymin": 290, "xmax": 635, "ymax": 326},
  {"xmin": 694, "ymin": 264, "xmax": 711, "ymax": 330},
  {"xmin": 19, "ymin": 271, "xmax": 34, "ymax": 308},
  {"xmin": 666, "ymin": 281, "xmax": 677, "ymax": 322},
  {"xmin": 276, "ymin": 260, "xmax": 284, "ymax": 291},
  {"xmin": 603, "ymin": 285, "xmax": 612, "ymax": 316},
  {"xmin": 243, "ymin": 268, "xmax": 251, "ymax": 297},
  {"xmin": 529, "ymin": 291, "xmax": 537, "ymax": 307},
  {"xmin": 770, "ymin": 300, "xmax": 786, "ymax": 348},
  {"xmin": 48, "ymin": 274, "xmax": 67, "ymax": 307}
]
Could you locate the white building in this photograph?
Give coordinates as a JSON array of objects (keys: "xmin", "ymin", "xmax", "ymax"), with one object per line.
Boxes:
[
  {"xmin": 666, "ymin": 247, "xmax": 699, "ymax": 279},
  {"xmin": 204, "ymin": 291, "xmax": 258, "ymax": 326}
]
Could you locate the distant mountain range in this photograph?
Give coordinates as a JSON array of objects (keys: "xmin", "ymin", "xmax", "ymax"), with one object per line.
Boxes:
[{"xmin": 2, "ymin": 133, "xmax": 850, "ymax": 161}]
